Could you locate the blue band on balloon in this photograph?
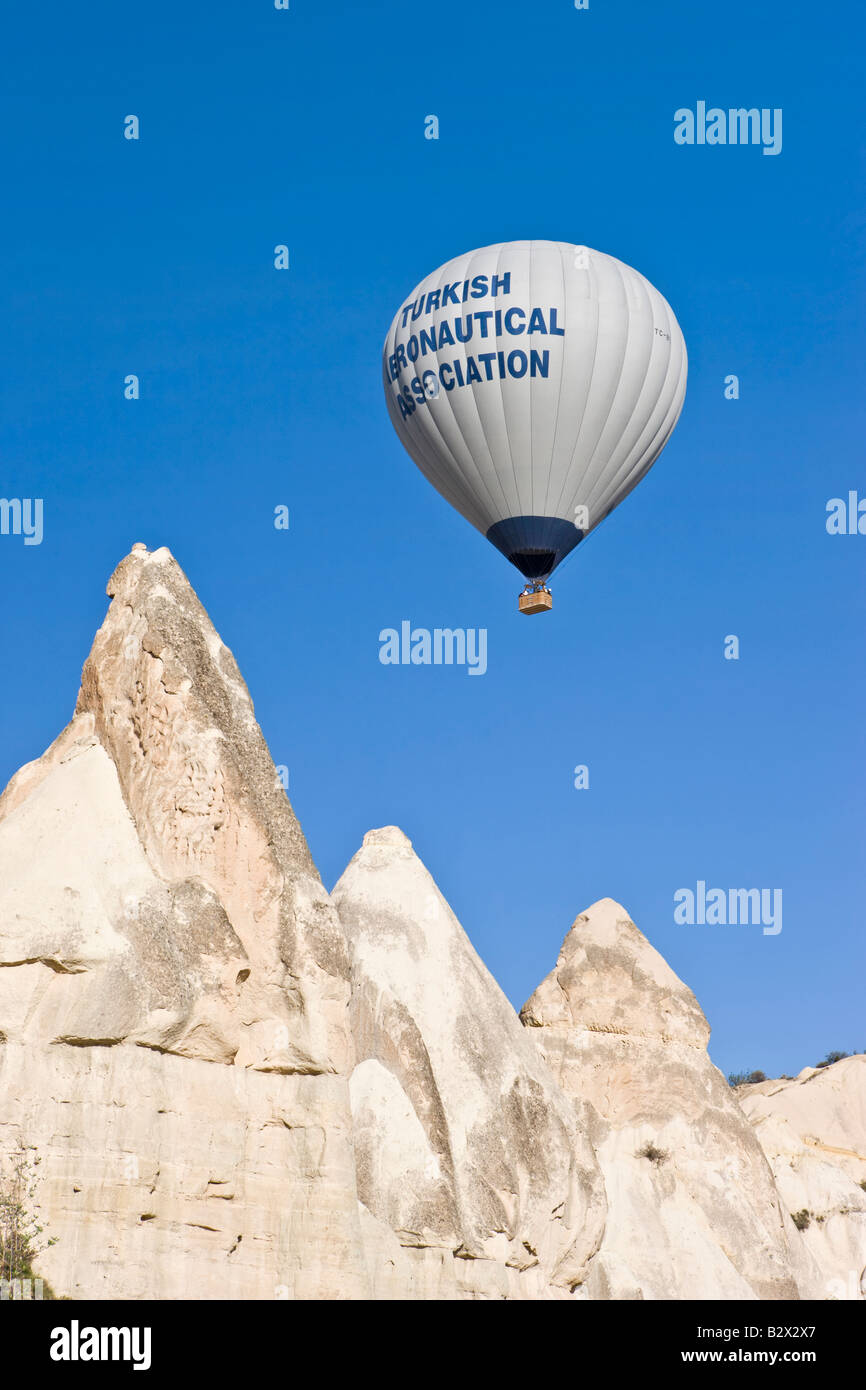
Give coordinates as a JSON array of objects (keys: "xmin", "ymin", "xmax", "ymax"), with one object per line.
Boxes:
[{"xmin": 485, "ymin": 516, "xmax": 583, "ymax": 581}]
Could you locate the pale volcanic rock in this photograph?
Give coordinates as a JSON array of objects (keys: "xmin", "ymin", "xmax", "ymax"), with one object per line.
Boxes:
[
  {"xmin": 738, "ymin": 1057, "xmax": 866, "ymax": 1299},
  {"xmin": 331, "ymin": 826, "xmax": 607, "ymax": 1299},
  {"xmin": 1, "ymin": 543, "xmax": 859, "ymax": 1303},
  {"xmin": 0, "ymin": 544, "xmax": 369, "ymax": 1300},
  {"xmin": 73, "ymin": 544, "xmax": 351, "ymax": 1077},
  {"xmin": 520, "ymin": 898, "xmax": 804, "ymax": 1300}
]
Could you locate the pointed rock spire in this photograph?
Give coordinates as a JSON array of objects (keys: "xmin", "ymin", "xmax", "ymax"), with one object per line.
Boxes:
[
  {"xmin": 521, "ymin": 899, "xmax": 805, "ymax": 1299},
  {"xmin": 0, "ymin": 544, "xmax": 368, "ymax": 1298},
  {"xmin": 332, "ymin": 826, "xmax": 606, "ymax": 1298}
]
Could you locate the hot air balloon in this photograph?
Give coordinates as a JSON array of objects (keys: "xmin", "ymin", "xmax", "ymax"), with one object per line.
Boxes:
[{"xmin": 382, "ymin": 241, "xmax": 687, "ymax": 613}]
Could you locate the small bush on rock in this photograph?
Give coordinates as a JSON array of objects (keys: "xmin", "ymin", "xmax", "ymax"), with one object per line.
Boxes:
[{"xmin": 638, "ymin": 1143, "xmax": 669, "ymax": 1166}]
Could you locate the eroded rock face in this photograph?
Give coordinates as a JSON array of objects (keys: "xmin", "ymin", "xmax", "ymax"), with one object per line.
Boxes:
[
  {"xmin": 1, "ymin": 543, "xmax": 857, "ymax": 1303},
  {"xmin": 0, "ymin": 544, "xmax": 369, "ymax": 1299},
  {"xmin": 73, "ymin": 544, "xmax": 351, "ymax": 1076},
  {"xmin": 520, "ymin": 899, "xmax": 804, "ymax": 1300},
  {"xmin": 332, "ymin": 827, "xmax": 607, "ymax": 1299},
  {"xmin": 739, "ymin": 1058, "xmax": 866, "ymax": 1300}
]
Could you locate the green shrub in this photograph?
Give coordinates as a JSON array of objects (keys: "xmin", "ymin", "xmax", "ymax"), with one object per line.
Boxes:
[
  {"xmin": 791, "ymin": 1209, "xmax": 811, "ymax": 1231},
  {"xmin": 0, "ymin": 1141, "xmax": 57, "ymax": 1295},
  {"xmin": 815, "ymin": 1051, "xmax": 849, "ymax": 1069}
]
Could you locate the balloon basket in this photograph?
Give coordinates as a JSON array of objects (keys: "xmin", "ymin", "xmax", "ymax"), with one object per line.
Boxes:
[{"xmin": 518, "ymin": 585, "xmax": 553, "ymax": 615}]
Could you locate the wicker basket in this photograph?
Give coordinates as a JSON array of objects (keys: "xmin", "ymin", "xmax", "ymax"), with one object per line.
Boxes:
[{"xmin": 518, "ymin": 589, "xmax": 553, "ymax": 615}]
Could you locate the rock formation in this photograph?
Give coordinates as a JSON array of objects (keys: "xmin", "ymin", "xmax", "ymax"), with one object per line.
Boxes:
[
  {"xmin": 0, "ymin": 544, "xmax": 369, "ymax": 1299},
  {"xmin": 519, "ymin": 900, "xmax": 804, "ymax": 1299},
  {"xmin": 332, "ymin": 826, "xmax": 606, "ymax": 1298},
  {"xmin": 738, "ymin": 1058, "xmax": 866, "ymax": 1300},
  {"xmin": 0, "ymin": 544, "xmax": 860, "ymax": 1301}
]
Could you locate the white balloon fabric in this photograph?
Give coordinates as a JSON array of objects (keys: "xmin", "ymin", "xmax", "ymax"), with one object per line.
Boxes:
[{"xmin": 382, "ymin": 240, "xmax": 687, "ymax": 583}]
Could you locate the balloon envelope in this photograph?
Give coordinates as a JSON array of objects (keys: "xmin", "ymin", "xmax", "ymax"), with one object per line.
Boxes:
[{"xmin": 382, "ymin": 241, "xmax": 687, "ymax": 582}]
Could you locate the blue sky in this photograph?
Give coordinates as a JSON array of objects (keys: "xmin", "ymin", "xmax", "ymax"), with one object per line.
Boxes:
[{"xmin": 1, "ymin": 0, "xmax": 863, "ymax": 1078}]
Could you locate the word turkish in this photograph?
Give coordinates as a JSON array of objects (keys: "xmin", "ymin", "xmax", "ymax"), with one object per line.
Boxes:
[
  {"xmin": 674, "ymin": 103, "xmax": 782, "ymax": 156},
  {"xmin": 398, "ymin": 272, "xmax": 513, "ymax": 327},
  {"xmin": 674, "ymin": 881, "xmax": 782, "ymax": 935},
  {"xmin": 379, "ymin": 622, "xmax": 487, "ymax": 676}
]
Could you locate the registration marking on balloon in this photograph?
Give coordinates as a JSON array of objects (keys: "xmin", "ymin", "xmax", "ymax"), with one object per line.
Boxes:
[{"xmin": 383, "ymin": 241, "xmax": 687, "ymax": 609}]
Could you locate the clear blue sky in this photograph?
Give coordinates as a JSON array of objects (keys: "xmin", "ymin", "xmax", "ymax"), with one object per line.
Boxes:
[{"xmin": 1, "ymin": 0, "xmax": 863, "ymax": 1078}]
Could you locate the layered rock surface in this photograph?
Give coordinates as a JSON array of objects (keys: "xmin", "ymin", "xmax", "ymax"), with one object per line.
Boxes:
[
  {"xmin": 738, "ymin": 1058, "xmax": 866, "ymax": 1300},
  {"xmin": 331, "ymin": 827, "xmax": 606, "ymax": 1298},
  {"xmin": 0, "ymin": 544, "xmax": 368, "ymax": 1298},
  {"xmin": 519, "ymin": 899, "xmax": 804, "ymax": 1300},
  {"xmin": 0, "ymin": 544, "xmax": 859, "ymax": 1301}
]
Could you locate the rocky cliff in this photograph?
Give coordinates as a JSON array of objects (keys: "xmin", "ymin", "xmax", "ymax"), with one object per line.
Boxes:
[
  {"xmin": 0, "ymin": 544, "xmax": 369, "ymax": 1299},
  {"xmin": 738, "ymin": 1059, "xmax": 866, "ymax": 1300},
  {"xmin": 0, "ymin": 545, "xmax": 861, "ymax": 1300}
]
